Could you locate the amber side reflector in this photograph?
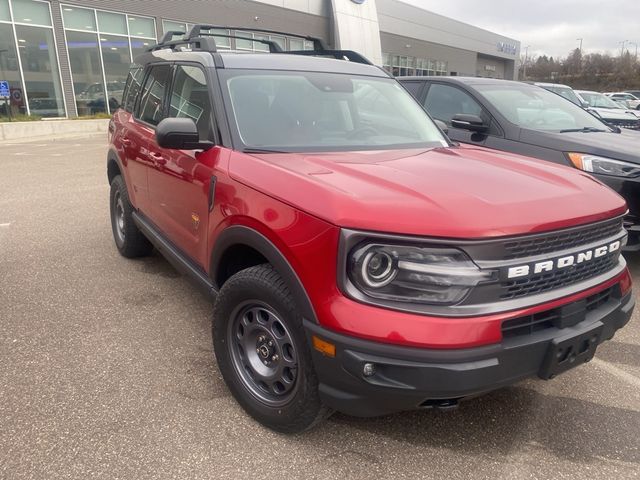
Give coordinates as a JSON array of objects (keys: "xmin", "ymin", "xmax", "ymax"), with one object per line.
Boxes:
[{"xmin": 312, "ymin": 335, "xmax": 336, "ymax": 358}]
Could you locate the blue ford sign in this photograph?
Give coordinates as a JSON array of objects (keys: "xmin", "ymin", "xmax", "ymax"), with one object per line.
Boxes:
[{"xmin": 351, "ymin": 0, "xmax": 366, "ymax": 3}]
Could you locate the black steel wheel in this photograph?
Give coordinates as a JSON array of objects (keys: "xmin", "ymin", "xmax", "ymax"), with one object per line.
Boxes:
[
  {"xmin": 213, "ymin": 264, "xmax": 331, "ymax": 433},
  {"xmin": 109, "ymin": 175, "xmax": 153, "ymax": 258}
]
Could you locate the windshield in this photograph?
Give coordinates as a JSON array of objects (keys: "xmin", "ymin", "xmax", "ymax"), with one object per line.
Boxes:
[
  {"xmin": 579, "ymin": 92, "xmax": 623, "ymax": 109},
  {"xmin": 475, "ymin": 84, "xmax": 610, "ymax": 132},
  {"xmin": 543, "ymin": 85, "xmax": 582, "ymax": 106},
  {"xmin": 220, "ymin": 70, "xmax": 447, "ymax": 152}
]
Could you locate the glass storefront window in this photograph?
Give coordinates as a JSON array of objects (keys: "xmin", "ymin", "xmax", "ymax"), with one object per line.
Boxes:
[
  {"xmin": 235, "ymin": 31, "xmax": 253, "ymax": 50},
  {"xmin": 61, "ymin": 5, "xmax": 95, "ymax": 31},
  {"xmin": 0, "ymin": 0, "xmax": 10, "ymax": 22},
  {"xmin": 12, "ymin": 0, "xmax": 51, "ymax": 26},
  {"xmin": 130, "ymin": 36, "xmax": 152, "ymax": 61},
  {"xmin": 289, "ymin": 38, "xmax": 303, "ymax": 51},
  {"xmin": 97, "ymin": 11, "xmax": 126, "ymax": 35},
  {"xmin": 66, "ymin": 30, "xmax": 105, "ymax": 115},
  {"xmin": 270, "ymin": 35, "xmax": 285, "ymax": 51},
  {"xmin": 127, "ymin": 15, "xmax": 154, "ymax": 38},
  {"xmin": 254, "ymin": 34, "xmax": 269, "ymax": 52},
  {"xmin": 162, "ymin": 20, "xmax": 186, "ymax": 34},
  {"xmin": 0, "ymin": 22, "xmax": 26, "ymax": 117},
  {"xmin": 15, "ymin": 24, "xmax": 64, "ymax": 116},
  {"xmin": 100, "ymin": 34, "xmax": 129, "ymax": 108},
  {"xmin": 211, "ymin": 28, "xmax": 230, "ymax": 49}
]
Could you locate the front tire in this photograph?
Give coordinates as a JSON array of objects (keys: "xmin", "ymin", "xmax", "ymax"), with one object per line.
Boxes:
[
  {"xmin": 213, "ymin": 264, "xmax": 331, "ymax": 433},
  {"xmin": 109, "ymin": 175, "xmax": 153, "ymax": 258}
]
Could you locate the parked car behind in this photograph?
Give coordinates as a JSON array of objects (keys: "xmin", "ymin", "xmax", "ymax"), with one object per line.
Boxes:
[
  {"xmin": 399, "ymin": 76, "xmax": 640, "ymax": 248},
  {"xmin": 604, "ymin": 92, "xmax": 640, "ymax": 110},
  {"xmin": 576, "ymin": 90, "xmax": 640, "ymax": 126},
  {"xmin": 625, "ymin": 90, "xmax": 640, "ymax": 100}
]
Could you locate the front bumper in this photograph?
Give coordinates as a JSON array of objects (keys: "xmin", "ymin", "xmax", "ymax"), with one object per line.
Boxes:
[{"xmin": 305, "ymin": 287, "xmax": 634, "ymax": 417}]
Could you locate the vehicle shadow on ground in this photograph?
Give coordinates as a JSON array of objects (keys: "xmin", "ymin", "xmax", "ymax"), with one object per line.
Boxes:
[
  {"xmin": 320, "ymin": 386, "xmax": 640, "ymax": 465},
  {"xmin": 596, "ymin": 340, "xmax": 640, "ymax": 368}
]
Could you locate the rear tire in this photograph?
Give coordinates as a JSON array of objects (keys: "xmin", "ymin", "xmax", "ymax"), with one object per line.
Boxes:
[
  {"xmin": 213, "ymin": 264, "xmax": 331, "ymax": 433},
  {"xmin": 109, "ymin": 175, "xmax": 153, "ymax": 258}
]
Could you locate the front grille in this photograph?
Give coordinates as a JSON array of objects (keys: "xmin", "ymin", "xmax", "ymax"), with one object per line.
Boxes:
[
  {"xmin": 500, "ymin": 253, "xmax": 619, "ymax": 300},
  {"xmin": 608, "ymin": 118, "xmax": 640, "ymax": 130},
  {"xmin": 501, "ymin": 287, "xmax": 613, "ymax": 338},
  {"xmin": 503, "ymin": 218, "xmax": 623, "ymax": 260}
]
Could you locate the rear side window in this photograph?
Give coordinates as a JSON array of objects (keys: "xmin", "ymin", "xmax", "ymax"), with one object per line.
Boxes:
[
  {"xmin": 169, "ymin": 65, "xmax": 212, "ymax": 140},
  {"xmin": 122, "ymin": 67, "xmax": 144, "ymax": 113},
  {"xmin": 136, "ymin": 65, "xmax": 171, "ymax": 126},
  {"xmin": 402, "ymin": 81, "xmax": 423, "ymax": 99},
  {"xmin": 424, "ymin": 84, "xmax": 484, "ymax": 126}
]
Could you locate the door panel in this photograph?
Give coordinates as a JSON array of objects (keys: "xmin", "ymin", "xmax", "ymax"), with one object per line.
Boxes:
[{"xmin": 147, "ymin": 64, "xmax": 216, "ymax": 267}]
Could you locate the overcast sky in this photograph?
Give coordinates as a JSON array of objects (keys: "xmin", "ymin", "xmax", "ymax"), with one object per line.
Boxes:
[{"xmin": 400, "ymin": 0, "xmax": 640, "ymax": 59}]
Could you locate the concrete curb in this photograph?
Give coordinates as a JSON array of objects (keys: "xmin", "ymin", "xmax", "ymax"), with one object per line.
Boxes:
[{"xmin": 0, "ymin": 119, "xmax": 109, "ymax": 142}]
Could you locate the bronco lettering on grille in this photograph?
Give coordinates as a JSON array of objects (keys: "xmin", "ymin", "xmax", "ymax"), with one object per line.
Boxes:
[{"xmin": 507, "ymin": 241, "xmax": 621, "ymax": 279}]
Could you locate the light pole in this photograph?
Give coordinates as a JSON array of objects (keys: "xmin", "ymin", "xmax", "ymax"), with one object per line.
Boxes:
[
  {"xmin": 523, "ymin": 45, "xmax": 530, "ymax": 79},
  {"xmin": 629, "ymin": 42, "xmax": 638, "ymax": 62},
  {"xmin": 619, "ymin": 40, "xmax": 628, "ymax": 57},
  {"xmin": 577, "ymin": 38, "xmax": 583, "ymax": 54}
]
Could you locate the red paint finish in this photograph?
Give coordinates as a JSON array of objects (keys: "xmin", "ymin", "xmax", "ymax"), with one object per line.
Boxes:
[
  {"xmin": 230, "ymin": 146, "xmax": 626, "ymax": 238},
  {"xmin": 111, "ymin": 109, "xmax": 630, "ymax": 350}
]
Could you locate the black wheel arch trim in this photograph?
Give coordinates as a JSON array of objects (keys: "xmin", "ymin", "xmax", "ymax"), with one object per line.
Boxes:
[
  {"xmin": 107, "ymin": 147, "xmax": 124, "ymax": 183},
  {"xmin": 210, "ymin": 225, "xmax": 319, "ymax": 324}
]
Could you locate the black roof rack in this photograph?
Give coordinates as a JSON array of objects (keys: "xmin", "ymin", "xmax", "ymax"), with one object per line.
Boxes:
[{"xmin": 146, "ymin": 24, "xmax": 373, "ymax": 65}]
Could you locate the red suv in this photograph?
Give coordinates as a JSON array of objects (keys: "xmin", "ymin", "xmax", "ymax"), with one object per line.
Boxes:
[{"xmin": 107, "ymin": 26, "xmax": 634, "ymax": 433}]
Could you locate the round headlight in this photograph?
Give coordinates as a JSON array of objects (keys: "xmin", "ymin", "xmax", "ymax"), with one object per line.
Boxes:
[{"xmin": 361, "ymin": 250, "xmax": 397, "ymax": 288}]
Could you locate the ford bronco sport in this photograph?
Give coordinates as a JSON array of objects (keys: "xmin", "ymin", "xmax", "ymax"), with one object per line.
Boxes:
[{"xmin": 107, "ymin": 26, "xmax": 634, "ymax": 433}]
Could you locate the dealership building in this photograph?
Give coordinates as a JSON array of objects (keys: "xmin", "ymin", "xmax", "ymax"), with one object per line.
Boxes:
[{"xmin": 0, "ymin": 0, "xmax": 520, "ymax": 118}]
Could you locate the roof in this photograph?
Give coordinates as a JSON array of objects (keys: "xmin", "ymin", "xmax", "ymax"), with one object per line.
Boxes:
[
  {"xmin": 397, "ymin": 76, "xmax": 530, "ymax": 87},
  {"xmin": 217, "ymin": 52, "xmax": 389, "ymax": 76},
  {"xmin": 136, "ymin": 47, "xmax": 388, "ymax": 77}
]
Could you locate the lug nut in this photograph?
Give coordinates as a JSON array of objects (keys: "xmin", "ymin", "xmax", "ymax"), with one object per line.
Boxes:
[
  {"xmin": 272, "ymin": 354, "xmax": 279, "ymax": 361},
  {"xmin": 268, "ymin": 340, "xmax": 273, "ymax": 347}
]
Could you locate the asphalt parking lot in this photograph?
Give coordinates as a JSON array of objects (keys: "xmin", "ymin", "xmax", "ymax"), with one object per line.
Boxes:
[{"xmin": 1, "ymin": 135, "xmax": 639, "ymax": 480}]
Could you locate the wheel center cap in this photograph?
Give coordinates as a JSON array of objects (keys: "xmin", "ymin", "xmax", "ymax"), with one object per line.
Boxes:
[{"xmin": 258, "ymin": 344, "xmax": 270, "ymax": 359}]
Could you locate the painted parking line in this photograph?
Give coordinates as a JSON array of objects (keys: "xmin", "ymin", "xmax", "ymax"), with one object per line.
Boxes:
[
  {"xmin": 592, "ymin": 357, "xmax": 640, "ymax": 388},
  {"xmin": 0, "ymin": 223, "xmax": 10, "ymax": 227}
]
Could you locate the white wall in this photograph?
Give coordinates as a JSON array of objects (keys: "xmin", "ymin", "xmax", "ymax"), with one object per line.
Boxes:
[{"xmin": 330, "ymin": 0, "xmax": 383, "ymax": 65}]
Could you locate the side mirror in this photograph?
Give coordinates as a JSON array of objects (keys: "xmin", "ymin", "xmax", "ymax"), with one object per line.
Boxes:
[
  {"xmin": 156, "ymin": 117, "xmax": 213, "ymax": 150},
  {"xmin": 581, "ymin": 101, "xmax": 590, "ymax": 109},
  {"xmin": 434, "ymin": 119, "xmax": 449, "ymax": 135},
  {"xmin": 451, "ymin": 114, "xmax": 488, "ymax": 133}
]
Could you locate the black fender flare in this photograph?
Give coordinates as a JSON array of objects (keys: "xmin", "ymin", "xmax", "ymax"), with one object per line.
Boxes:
[
  {"xmin": 106, "ymin": 147, "xmax": 124, "ymax": 184},
  {"xmin": 210, "ymin": 225, "xmax": 319, "ymax": 324}
]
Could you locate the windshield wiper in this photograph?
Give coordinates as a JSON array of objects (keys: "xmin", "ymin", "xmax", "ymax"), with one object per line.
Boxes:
[
  {"xmin": 559, "ymin": 126, "xmax": 608, "ymax": 133},
  {"xmin": 242, "ymin": 148, "xmax": 289, "ymax": 154}
]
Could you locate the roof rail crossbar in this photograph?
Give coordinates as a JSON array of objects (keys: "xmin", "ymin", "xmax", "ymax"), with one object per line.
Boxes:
[
  {"xmin": 148, "ymin": 24, "xmax": 373, "ymax": 65},
  {"xmin": 159, "ymin": 30, "xmax": 186, "ymax": 44},
  {"xmin": 199, "ymin": 33, "xmax": 284, "ymax": 53},
  {"xmin": 285, "ymin": 49, "xmax": 373, "ymax": 65},
  {"xmin": 187, "ymin": 24, "xmax": 327, "ymax": 51},
  {"xmin": 146, "ymin": 36, "xmax": 218, "ymax": 53}
]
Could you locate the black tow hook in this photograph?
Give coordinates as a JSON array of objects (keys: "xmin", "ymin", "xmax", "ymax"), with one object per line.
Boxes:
[{"xmin": 421, "ymin": 398, "xmax": 460, "ymax": 411}]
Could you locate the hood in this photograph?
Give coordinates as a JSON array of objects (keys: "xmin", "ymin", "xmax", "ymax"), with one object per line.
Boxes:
[
  {"xmin": 519, "ymin": 129, "xmax": 640, "ymax": 164},
  {"xmin": 589, "ymin": 107, "xmax": 638, "ymax": 120},
  {"xmin": 229, "ymin": 145, "xmax": 626, "ymax": 239}
]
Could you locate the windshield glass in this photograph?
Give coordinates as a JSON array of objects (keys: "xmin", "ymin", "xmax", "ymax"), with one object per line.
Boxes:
[
  {"xmin": 543, "ymin": 85, "xmax": 582, "ymax": 106},
  {"xmin": 475, "ymin": 84, "xmax": 609, "ymax": 132},
  {"xmin": 220, "ymin": 70, "xmax": 447, "ymax": 152},
  {"xmin": 579, "ymin": 92, "xmax": 622, "ymax": 109}
]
